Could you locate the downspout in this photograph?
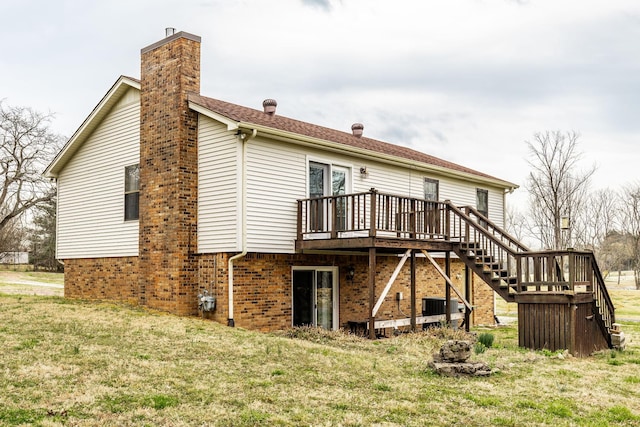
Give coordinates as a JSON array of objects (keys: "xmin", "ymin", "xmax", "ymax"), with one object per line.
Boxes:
[{"xmin": 227, "ymin": 128, "xmax": 257, "ymax": 327}]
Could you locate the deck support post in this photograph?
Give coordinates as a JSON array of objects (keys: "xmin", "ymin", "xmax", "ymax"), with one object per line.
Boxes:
[
  {"xmin": 420, "ymin": 250, "xmax": 472, "ymax": 313},
  {"xmin": 464, "ymin": 265, "xmax": 471, "ymax": 332},
  {"xmin": 368, "ymin": 247, "xmax": 377, "ymax": 339},
  {"xmin": 410, "ymin": 250, "xmax": 416, "ymax": 332},
  {"xmin": 445, "ymin": 252, "xmax": 451, "ymax": 325}
]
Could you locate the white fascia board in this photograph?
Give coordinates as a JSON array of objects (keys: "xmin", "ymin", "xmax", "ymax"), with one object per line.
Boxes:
[
  {"xmin": 189, "ymin": 102, "xmax": 239, "ymax": 131},
  {"xmin": 45, "ymin": 76, "xmax": 141, "ymax": 178}
]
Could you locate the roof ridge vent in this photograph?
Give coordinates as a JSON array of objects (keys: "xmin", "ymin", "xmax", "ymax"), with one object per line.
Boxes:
[
  {"xmin": 263, "ymin": 99, "xmax": 277, "ymax": 115},
  {"xmin": 351, "ymin": 123, "xmax": 364, "ymax": 138}
]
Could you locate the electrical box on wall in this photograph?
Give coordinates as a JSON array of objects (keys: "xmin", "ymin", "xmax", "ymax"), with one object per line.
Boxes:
[{"xmin": 396, "ymin": 292, "xmax": 403, "ymax": 301}]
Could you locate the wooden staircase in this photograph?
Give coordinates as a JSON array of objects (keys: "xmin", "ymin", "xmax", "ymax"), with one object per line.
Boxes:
[
  {"xmin": 456, "ymin": 241, "xmax": 518, "ymax": 303},
  {"xmin": 446, "ymin": 203, "xmax": 617, "ymax": 355}
]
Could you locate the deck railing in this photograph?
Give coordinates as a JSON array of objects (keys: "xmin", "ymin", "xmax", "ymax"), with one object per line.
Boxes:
[
  {"xmin": 446, "ymin": 203, "xmax": 526, "ymax": 282},
  {"xmin": 297, "ymin": 189, "xmax": 449, "ymax": 241},
  {"xmin": 515, "ymin": 250, "xmax": 615, "ymax": 332}
]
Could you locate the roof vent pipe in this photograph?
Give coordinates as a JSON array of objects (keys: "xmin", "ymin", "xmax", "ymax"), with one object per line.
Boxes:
[
  {"xmin": 351, "ymin": 123, "xmax": 364, "ymax": 138},
  {"xmin": 263, "ymin": 99, "xmax": 277, "ymax": 115},
  {"xmin": 165, "ymin": 27, "xmax": 176, "ymax": 37}
]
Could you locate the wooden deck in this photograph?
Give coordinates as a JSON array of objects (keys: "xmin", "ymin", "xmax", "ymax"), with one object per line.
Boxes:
[{"xmin": 296, "ymin": 189, "xmax": 617, "ymax": 354}]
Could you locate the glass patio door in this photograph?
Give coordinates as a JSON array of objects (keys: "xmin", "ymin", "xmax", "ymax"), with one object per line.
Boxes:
[
  {"xmin": 292, "ymin": 268, "xmax": 338, "ymax": 330},
  {"xmin": 309, "ymin": 162, "xmax": 349, "ymax": 232}
]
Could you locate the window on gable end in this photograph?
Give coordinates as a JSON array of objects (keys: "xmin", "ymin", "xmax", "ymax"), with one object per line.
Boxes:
[{"xmin": 124, "ymin": 164, "xmax": 140, "ymax": 221}]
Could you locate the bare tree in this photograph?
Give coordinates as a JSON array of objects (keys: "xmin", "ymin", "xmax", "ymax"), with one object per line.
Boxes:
[
  {"xmin": 619, "ymin": 183, "xmax": 640, "ymax": 289},
  {"xmin": 0, "ymin": 102, "xmax": 60, "ymax": 241},
  {"xmin": 505, "ymin": 204, "xmax": 529, "ymax": 244},
  {"xmin": 574, "ymin": 189, "xmax": 620, "ymax": 252},
  {"xmin": 599, "ymin": 231, "xmax": 633, "ymax": 284},
  {"xmin": 525, "ymin": 131, "xmax": 596, "ymax": 250},
  {"xmin": 0, "ymin": 215, "xmax": 26, "ymax": 253}
]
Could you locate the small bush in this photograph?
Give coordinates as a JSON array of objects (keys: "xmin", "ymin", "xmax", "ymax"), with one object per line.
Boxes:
[
  {"xmin": 475, "ymin": 342, "xmax": 487, "ymax": 354},
  {"xmin": 478, "ymin": 332, "xmax": 495, "ymax": 348}
]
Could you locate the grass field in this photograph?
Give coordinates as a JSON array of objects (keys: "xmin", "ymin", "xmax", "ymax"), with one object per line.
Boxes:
[{"xmin": 1, "ymin": 290, "xmax": 639, "ymax": 426}]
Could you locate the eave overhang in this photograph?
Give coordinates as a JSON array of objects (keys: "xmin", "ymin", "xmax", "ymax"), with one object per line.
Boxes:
[{"xmin": 189, "ymin": 99, "xmax": 518, "ymax": 192}]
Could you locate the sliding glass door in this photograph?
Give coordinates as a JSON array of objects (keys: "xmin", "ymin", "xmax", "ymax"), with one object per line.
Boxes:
[{"xmin": 292, "ymin": 267, "xmax": 339, "ymax": 330}]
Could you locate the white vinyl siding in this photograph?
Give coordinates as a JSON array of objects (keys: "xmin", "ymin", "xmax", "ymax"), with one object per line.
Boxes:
[
  {"xmin": 195, "ymin": 116, "xmax": 506, "ymax": 254},
  {"xmin": 353, "ymin": 163, "xmax": 411, "ymax": 196},
  {"xmin": 245, "ymin": 137, "xmax": 307, "ymax": 253},
  {"xmin": 197, "ymin": 116, "xmax": 240, "ymax": 252},
  {"xmin": 56, "ymin": 91, "xmax": 140, "ymax": 258}
]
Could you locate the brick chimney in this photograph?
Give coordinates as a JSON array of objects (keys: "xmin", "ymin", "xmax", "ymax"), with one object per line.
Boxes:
[{"xmin": 138, "ymin": 31, "xmax": 201, "ymax": 315}]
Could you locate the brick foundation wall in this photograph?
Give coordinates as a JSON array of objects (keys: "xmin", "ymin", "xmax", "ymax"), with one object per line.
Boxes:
[
  {"xmin": 197, "ymin": 252, "xmax": 496, "ymax": 332},
  {"xmin": 63, "ymin": 257, "xmax": 139, "ymax": 306},
  {"xmin": 62, "ymin": 251, "xmax": 496, "ymax": 331},
  {"xmin": 472, "ymin": 273, "xmax": 496, "ymax": 325},
  {"xmin": 138, "ymin": 32, "xmax": 201, "ymax": 315}
]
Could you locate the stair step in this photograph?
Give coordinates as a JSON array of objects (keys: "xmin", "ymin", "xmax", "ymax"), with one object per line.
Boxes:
[
  {"xmin": 460, "ymin": 242, "xmax": 480, "ymax": 248},
  {"xmin": 480, "ymin": 263, "xmax": 501, "ymax": 270},
  {"xmin": 493, "ymin": 277, "xmax": 517, "ymax": 286},
  {"xmin": 466, "ymin": 249, "xmax": 486, "ymax": 256}
]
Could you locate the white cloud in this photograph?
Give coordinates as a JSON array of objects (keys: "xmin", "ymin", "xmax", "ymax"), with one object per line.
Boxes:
[{"xmin": 1, "ymin": 0, "xmax": 639, "ymax": 206}]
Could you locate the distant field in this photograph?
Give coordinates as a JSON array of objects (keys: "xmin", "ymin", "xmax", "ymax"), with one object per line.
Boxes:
[{"xmin": 0, "ymin": 269, "xmax": 63, "ymax": 297}]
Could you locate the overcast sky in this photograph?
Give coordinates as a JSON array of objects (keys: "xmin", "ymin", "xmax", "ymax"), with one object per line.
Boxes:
[{"xmin": 2, "ymin": 0, "xmax": 639, "ymax": 208}]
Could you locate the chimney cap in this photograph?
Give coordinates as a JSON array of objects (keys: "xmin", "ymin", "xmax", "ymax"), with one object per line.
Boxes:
[
  {"xmin": 351, "ymin": 123, "xmax": 364, "ymax": 137},
  {"xmin": 263, "ymin": 99, "xmax": 277, "ymax": 115}
]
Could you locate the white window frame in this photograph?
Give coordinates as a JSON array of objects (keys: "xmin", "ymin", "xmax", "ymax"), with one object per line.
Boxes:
[{"xmin": 124, "ymin": 164, "xmax": 140, "ymax": 221}]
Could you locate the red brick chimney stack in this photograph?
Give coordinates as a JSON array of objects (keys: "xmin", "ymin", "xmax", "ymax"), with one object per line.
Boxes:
[{"xmin": 138, "ymin": 31, "xmax": 201, "ymax": 314}]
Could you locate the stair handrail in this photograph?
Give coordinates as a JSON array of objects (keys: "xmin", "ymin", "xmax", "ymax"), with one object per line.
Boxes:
[
  {"xmin": 447, "ymin": 203, "xmax": 615, "ymax": 348},
  {"xmin": 459, "ymin": 204, "xmax": 530, "ymax": 253},
  {"xmin": 588, "ymin": 253, "xmax": 616, "ymax": 338},
  {"xmin": 446, "ymin": 203, "xmax": 524, "ymax": 256}
]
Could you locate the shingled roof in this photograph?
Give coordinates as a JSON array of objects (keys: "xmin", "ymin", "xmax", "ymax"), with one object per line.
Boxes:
[
  {"xmin": 45, "ymin": 73, "xmax": 515, "ymax": 189},
  {"xmin": 188, "ymin": 93, "xmax": 514, "ymax": 187}
]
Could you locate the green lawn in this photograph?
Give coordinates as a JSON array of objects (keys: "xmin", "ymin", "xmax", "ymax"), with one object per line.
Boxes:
[{"xmin": 1, "ymin": 294, "xmax": 639, "ymax": 426}]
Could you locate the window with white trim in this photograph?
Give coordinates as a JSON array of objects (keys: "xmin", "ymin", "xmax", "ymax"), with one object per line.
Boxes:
[
  {"xmin": 124, "ymin": 164, "xmax": 140, "ymax": 221},
  {"xmin": 423, "ymin": 178, "xmax": 439, "ymax": 201}
]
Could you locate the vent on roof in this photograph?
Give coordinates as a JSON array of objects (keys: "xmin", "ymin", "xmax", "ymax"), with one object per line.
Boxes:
[
  {"xmin": 263, "ymin": 99, "xmax": 277, "ymax": 115},
  {"xmin": 351, "ymin": 123, "xmax": 364, "ymax": 138},
  {"xmin": 165, "ymin": 27, "xmax": 176, "ymax": 37}
]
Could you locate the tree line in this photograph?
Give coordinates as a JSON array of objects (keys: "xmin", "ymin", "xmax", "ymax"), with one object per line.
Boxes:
[
  {"xmin": 508, "ymin": 130, "xmax": 640, "ymax": 289},
  {"xmin": 0, "ymin": 101, "xmax": 61, "ymax": 271}
]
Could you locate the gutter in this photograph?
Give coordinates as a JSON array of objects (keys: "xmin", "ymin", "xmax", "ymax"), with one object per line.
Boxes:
[{"xmin": 227, "ymin": 128, "xmax": 256, "ymax": 327}]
